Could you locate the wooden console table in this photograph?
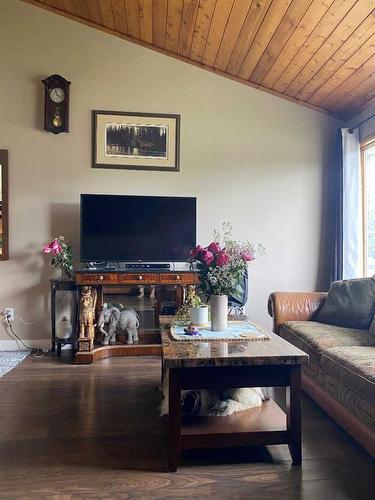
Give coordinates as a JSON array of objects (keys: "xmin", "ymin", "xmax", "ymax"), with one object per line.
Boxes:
[{"xmin": 75, "ymin": 270, "xmax": 199, "ymax": 364}]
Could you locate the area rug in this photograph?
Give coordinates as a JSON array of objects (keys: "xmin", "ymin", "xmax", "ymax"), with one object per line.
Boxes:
[{"xmin": 0, "ymin": 352, "xmax": 29, "ymax": 377}]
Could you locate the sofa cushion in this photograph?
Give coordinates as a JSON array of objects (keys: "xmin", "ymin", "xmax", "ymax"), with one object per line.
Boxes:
[
  {"xmin": 279, "ymin": 321, "xmax": 375, "ymax": 363},
  {"xmin": 302, "ymin": 357, "xmax": 375, "ymax": 430},
  {"xmin": 314, "ymin": 277, "xmax": 375, "ymax": 330},
  {"xmin": 320, "ymin": 346, "xmax": 375, "ymax": 406}
]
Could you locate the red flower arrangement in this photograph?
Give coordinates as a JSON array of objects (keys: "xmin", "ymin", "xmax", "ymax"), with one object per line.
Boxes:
[{"xmin": 189, "ymin": 223, "xmax": 264, "ymax": 297}]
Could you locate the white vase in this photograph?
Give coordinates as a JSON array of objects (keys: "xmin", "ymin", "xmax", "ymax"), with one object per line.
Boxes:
[
  {"xmin": 210, "ymin": 295, "xmax": 228, "ymax": 331},
  {"xmin": 190, "ymin": 306, "xmax": 209, "ymax": 326},
  {"xmin": 56, "ymin": 316, "xmax": 73, "ymax": 339}
]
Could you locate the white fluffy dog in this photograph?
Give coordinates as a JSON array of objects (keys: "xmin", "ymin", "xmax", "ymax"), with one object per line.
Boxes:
[{"xmin": 160, "ymin": 369, "xmax": 268, "ymax": 417}]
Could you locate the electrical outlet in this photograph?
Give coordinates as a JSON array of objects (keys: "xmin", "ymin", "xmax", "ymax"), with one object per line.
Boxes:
[{"xmin": 4, "ymin": 308, "xmax": 15, "ymax": 321}]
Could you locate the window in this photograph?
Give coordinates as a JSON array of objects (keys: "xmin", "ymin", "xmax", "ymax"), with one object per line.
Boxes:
[{"xmin": 361, "ymin": 139, "xmax": 375, "ymax": 277}]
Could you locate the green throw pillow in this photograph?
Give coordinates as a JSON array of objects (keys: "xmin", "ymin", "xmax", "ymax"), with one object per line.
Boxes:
[{"xmin": 315, "ymin": 277, "xmax": 375, "ymax": 330}]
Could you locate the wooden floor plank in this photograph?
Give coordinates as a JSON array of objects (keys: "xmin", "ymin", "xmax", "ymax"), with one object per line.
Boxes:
[{"xmin": 0, "ymin": 355, "xmax": 373, "ymax": 498}]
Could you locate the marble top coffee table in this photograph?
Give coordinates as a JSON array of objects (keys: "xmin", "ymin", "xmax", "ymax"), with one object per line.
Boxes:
[{"xmin": 161, "ymin": 323, "xmax": 308, "ymax": 472}]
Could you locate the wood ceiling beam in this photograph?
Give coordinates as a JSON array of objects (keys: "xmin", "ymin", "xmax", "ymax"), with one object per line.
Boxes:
[
  {"xmin": 22, "ymin": 0, "xmax": 375, "ymax": 120},
  {"xmin": 201, "ymin": 0, "xmax": 235, "ymax": 67},
  {"xmin": 165, "ymin": 0, "xmax": 183, "ymax": 52},
  {"xmin": 250, "ymin": 0, "xmax": 313, "ymax": 85},
  {"xmin": 111, "ymin": 0, "xmax": 128, "ymax": 34},
  {"xmin": 238, "ymin": 0, "xmax": 293, "ymax": 80},
  {"xmin": 272, "ymin": 0, "xmax": 357, "ymax": 94},
  {"xmin": 139, "ymin": 0, "xmax": 153, "ymax": 44},
  {"xmin": 285, "ymin": 1, "xmax": 375, "ymax": 98},
  {"xmin": 178, "ymin": 0, "xmax": 200, "ymax": 57},
  {"xmin": 309, "ymin": 28, "xmax": 375, "ymax": 106},
  {"xmin": 321, "ymin": 53, "xmax": 375, "ymax": 109},
  {"xmin": 190, "ymin": 0, "xmax": 216, "ymax": 62},
  {"xmin": 152, "ymin": 0, "xmax": 167, "ymax": 48},
  {"xmin": 213, "ymin": 0, "xmax": 253, "ymax": 72}
]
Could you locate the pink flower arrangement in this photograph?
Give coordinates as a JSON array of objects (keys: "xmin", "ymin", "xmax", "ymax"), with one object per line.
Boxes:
[
  {"xmin": 240, "ymin": 250, "xmax": 254, "ymax": 262},
  {"xmin": 189, "ymin": 223, "xmax": 265, "ymax": 296},
  {"xmin": 207, "ymin": 242, "xmax": 222, "ymax": 254},
  {"xmin": 189, "ymin": 240, "xmax": 249, "ymax": 269},
  {"xmin": 216, "ymin": 250, "xmax": 230, "ymax": 267},
  {"xmin": 43, "ymin": 239, "xmax": 63, "ymax": 256},
  {"xmin": 43, "ymin": 236, "xmax": 73, "ymax": 279}
]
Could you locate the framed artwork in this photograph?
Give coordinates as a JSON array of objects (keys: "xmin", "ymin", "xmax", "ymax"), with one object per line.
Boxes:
[{"xmin": 92, "ymin": 111, "xmax": 180, "ymax": 172}]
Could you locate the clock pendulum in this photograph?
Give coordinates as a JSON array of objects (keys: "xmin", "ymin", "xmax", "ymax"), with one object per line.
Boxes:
[{"xmin": 52, "ymin": 108, "xmax": 62, "ymax": 128}]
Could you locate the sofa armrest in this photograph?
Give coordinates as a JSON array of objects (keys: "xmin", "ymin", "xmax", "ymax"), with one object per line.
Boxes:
[{"xmin": 268, "ymin": 292, "xmax": 327, "ymax": 334}]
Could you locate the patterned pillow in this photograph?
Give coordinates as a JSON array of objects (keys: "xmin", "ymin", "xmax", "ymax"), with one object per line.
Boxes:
[{"xmin": 315, "ymin": 277, "xmax": 375, "ymax": 330}]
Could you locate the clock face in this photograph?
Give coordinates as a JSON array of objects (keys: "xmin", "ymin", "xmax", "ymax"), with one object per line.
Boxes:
[{"xmin": 49, "ymin": 87, "xmax": 65, "ymax": 103}]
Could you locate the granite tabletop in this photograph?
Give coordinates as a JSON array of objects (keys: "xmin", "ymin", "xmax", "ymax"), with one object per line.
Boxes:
[{"xmin": 161, "ymin": 324, "xmax": 309, "ymax": 369}]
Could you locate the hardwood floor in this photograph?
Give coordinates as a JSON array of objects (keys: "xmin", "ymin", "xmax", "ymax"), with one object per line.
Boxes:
[{"xmin": 0, "ymin": 354, "xmax": 373, "ymax": 499}]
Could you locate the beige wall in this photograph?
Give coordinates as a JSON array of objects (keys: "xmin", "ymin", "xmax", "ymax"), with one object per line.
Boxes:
[{"xmin": 0, "ymin": 0, "xmax": 342, "ymax": 343}]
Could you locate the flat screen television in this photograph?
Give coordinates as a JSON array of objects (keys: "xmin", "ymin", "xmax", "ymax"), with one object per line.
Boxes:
[{"xmin": 80, "ymin": 194, "xmax": 196, "ymax": 262}]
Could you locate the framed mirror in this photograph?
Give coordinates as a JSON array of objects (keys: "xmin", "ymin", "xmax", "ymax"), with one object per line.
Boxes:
[{"xmin": 0, "ymin": 150, "xmax": 9, "ymax": 260}]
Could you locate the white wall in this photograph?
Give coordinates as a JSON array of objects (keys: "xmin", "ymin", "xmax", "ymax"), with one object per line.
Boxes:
[{"xmin": 0, "ymin": 0, "xmax": 342, "ymax": 343}]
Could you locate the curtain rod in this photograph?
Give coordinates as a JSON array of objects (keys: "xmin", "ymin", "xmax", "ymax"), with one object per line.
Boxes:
[{"xmin": 349, "ymin": 113, "xmax": 375, "ymax": 133}]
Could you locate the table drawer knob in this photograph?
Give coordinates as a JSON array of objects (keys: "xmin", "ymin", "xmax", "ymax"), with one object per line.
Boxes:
[
  {"xmin": 138, "ymin": 275, "xmax": 143, "ymax": 281},
  {"xmin": 97, "ymin": 275, "xmax": 104, "ymax": 282},
  {"xmin": 176, "ymin": 275, "xmax": 180, "ymax": 280}
]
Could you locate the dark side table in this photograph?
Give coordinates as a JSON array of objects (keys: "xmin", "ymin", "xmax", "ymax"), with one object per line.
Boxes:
[{"xmin": 50, "ymin": 279, "xmax": 78, "ymax": 356}]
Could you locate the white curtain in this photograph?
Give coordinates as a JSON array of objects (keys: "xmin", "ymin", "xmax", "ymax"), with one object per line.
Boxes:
[{"xmin": 341, "ymin": 128, "xmax": 362, "ymax": 279}]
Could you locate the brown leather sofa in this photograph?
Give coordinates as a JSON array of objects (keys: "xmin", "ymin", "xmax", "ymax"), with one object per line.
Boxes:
[{"xmin": 268, "ymin": 291, "xmax": 375, "ymax": 457}]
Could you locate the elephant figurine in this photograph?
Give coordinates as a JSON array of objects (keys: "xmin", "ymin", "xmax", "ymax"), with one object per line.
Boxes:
[{"xmin": 96, "ymin": 303, "xmax": 140, "ymax": 345}]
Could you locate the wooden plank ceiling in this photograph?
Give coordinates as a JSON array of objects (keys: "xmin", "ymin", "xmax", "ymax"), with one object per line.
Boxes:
[{"xmin": 23, "ymin": 0, "xmax": 375, "ymax": 119}]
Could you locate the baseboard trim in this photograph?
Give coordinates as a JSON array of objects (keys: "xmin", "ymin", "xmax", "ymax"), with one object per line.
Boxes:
[{"xmin": 0, "ymin": 339, "xmax": 51, "ymax": 351}]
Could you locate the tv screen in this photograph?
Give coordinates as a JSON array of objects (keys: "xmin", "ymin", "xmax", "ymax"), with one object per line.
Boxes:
[{"xmin": 80, "ymin": 194, "xmax": 196, "ymax": 262}]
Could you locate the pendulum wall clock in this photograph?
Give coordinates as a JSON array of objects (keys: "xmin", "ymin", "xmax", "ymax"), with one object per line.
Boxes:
[{"xmin": 42, "ymin": 74, "xmax": 71, "ymax": 134}]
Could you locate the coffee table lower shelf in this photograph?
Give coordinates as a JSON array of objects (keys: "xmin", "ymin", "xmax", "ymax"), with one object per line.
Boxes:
[{"xmin": 181, "ymin": 399, "xmax": 287, "ymax": 449}]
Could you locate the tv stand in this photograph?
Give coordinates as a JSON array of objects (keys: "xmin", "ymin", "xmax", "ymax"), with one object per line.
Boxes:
[{"xmin": 74, "ymin": 269, "xmax": 199, "ymax": 364}]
